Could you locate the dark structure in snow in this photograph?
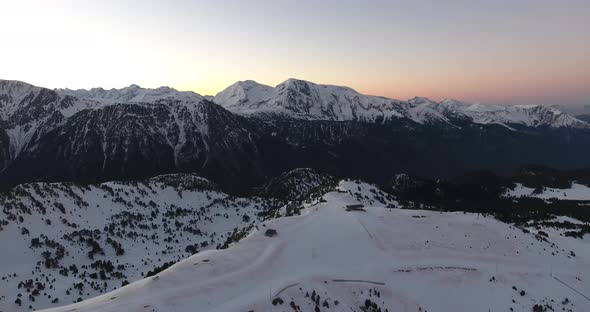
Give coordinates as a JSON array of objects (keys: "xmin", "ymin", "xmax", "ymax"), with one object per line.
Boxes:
[
  {"xmin": 265, "ymin": 229, "xmax": 278, "ymax": 237},
  {"xmin": 345, "ymin": 204, "xmax": 365, "ymax": 211}
]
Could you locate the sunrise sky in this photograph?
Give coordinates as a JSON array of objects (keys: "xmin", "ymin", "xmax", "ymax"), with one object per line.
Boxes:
[{"xmin": 1, "ymin": 0, "xmax": 589, "ymax": 107}]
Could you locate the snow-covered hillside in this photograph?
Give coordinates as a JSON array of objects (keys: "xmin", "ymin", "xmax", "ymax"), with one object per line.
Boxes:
[
  {"xmin": 214, "ymin": 79, "xmax": 589, "ymax": 129},
  {"xmin": 42, "ymin": 180, "xmax": 589, "ymax": 312},
  {"xmin": 0, "ymin": 174, "xmax": 279, "ymax": 311},
  {"xmin": 505, "ymin": 182, "xmax": 590, "ymax": 201}
]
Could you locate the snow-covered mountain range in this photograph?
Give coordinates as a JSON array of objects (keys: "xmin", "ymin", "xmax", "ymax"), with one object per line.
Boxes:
[
  {"xmin": 0, "ymin": 79, "xmax": 261, "ymax": 191},
  {"xmin": 58, "ymin": 84, "xmax": 204, "ymax": 104},
  {"xmin": 1, "ymin": 78, "xmax": 587, "ymax": 161},
  {"xmin": 55, "ymin": 77, "xmax": 588, "ymax": 130},
  {"xmin": 1, "ymin": 80, "xmax": 209, "ymax": 163},
  {"xmin": 213, "ymin": 79, "xmax": 589, "ymax": 129},
  {"xmin": 2, "ymin": 78, "xmax": 590, "ymax": 192}
]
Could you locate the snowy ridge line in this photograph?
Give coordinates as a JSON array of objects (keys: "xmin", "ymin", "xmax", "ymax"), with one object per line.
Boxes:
[
  {"xmin": 2, "ymin": 78, "xmax": 587, "ymax": 130},
  {"xmin": 57, "ymin": 84, "xmax": 204, "ymax": 104}
]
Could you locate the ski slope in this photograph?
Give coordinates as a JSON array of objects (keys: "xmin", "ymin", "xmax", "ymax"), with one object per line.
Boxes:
[{"xmin": 44, "ymin": 181, "xmax": 589, "ymax": 312}]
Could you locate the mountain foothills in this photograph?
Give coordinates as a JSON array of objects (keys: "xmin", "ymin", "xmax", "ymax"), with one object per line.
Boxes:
[{"xmin": 1, "ymin": 79, "xmax": 590, "ymax": 192}]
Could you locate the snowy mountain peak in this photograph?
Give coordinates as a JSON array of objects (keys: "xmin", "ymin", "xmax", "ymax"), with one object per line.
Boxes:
[
  {"xmin": 408, "ymin": 96, "xmax": 436, "ymax": 106},
  {"xmin": 215, "ymin": 78, "xmax": 408, "ymax": 122},
  {"xmin": 213, "ymin": 80, "xmax": 275, "ymax": 110},
  {"xmin": 279, "ymin": 78, "xmax": 358, "ymax": 94}
]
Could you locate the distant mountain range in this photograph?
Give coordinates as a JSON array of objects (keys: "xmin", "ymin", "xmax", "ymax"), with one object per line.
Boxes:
[
  {"xmin": 2, "ymin": 78, "xmax": 590, "ymax": 191},
  {"xmin": 57, "ymin": 79, "xmax": 589, "ymax": 129},
  {"xmin": 213, "ymin": 79, "xmax": 588, "ymax": 129}
]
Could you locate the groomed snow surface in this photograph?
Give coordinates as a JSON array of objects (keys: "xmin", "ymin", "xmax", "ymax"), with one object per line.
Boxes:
[{"xmin": 43, "ymin": 180, "xmax": 589, "ymax": 312}]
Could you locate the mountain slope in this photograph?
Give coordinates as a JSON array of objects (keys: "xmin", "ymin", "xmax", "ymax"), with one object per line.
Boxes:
[
  {"xmin": 0, "ymin": 99, "xmax": 264, "ymax": 192},
  {"xmin": 42, "ymin": 180, "xmax": 589, "ymax": 312},
  {"xmin": 0, "ymin": 80, "xmax": 104, "ymax": 161},
  {"xmin": 0, "ymin": 174, "xmax": 278, "ymax": 311}
]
